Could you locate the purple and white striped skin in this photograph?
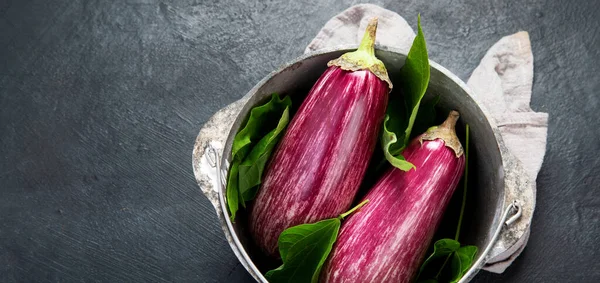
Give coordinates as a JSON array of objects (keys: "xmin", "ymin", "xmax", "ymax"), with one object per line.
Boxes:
[
  {"xmin": 322, "ymin": 111, "xmax": 465, "ymax": 283},
  {"xmin": 247, "ymin": 18, "xmax": 392, "ymax": 257},
  {"xmin": 249, "ymin": 65, "xmax": 389, "ymax": 257}
]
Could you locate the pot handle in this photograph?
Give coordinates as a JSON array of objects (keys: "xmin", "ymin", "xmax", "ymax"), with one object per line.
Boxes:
[
  {"xmin": 192, "ymin": 98, "xmax": 248, "ymax": 212},
  {"xmin": 193, "ymin": 100, "xmax": 271, "ymax": 283},
  {"xmin": 457, "ymin": 200, "xmax": 522, "ymax": 283},
  {"xmin": 481, "ymin": 140, "xmax": 536, "ymax": 273}
]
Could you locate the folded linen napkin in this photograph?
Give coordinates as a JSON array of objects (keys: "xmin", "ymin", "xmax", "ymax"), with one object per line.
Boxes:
[{"xmin": 304, "ymin": 3, "xmax": 548, "ymax": 274}]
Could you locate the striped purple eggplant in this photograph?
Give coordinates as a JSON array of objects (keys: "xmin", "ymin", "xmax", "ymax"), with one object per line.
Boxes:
[
  {"xmin": 248, "ymin": 18, "xmax": 392, "ymax": 257},
  {"xmin": 321, "ymin": 111, "xmax": 466, "ymax": 283}
]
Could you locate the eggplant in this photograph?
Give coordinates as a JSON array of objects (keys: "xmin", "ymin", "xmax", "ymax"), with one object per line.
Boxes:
[
  {"xmin": 248, "ymin": 18, "xmax": 392, "ymax": 257},
  {"xmin": 321, "ymin": 111, "xmax": 466, "ymax": 283}
]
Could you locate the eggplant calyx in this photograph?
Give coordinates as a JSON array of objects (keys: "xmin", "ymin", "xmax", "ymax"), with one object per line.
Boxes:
[
  {"xmin": 327, "ymin": 17, "xmax": 393, "ymax": 90},
  {"xmin": 420, "ymin": 110, "xmax": 464, "ymax": 157}
]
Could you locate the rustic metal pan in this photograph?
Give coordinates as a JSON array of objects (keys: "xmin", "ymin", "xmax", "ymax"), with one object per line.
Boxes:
[{"xmin": 192, "ymin": 46, "xmax": 533, "ymax": 283}]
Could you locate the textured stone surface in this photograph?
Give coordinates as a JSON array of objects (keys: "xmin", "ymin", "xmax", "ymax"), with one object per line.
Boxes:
[{"xmin": 1, "ymin": 0, "xmax": 599, "ymax": 282}]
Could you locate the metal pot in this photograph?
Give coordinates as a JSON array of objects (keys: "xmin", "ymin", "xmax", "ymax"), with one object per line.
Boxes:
[{"xmin": 192, "ymin": 46, "xmax": 533, "ymax": 282}]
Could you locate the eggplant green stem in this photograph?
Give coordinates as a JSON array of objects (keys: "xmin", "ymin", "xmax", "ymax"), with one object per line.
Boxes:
[
  {"xmin": 420, "ymin": 110, "xmax": 464, "ymax": 157},
  {"xmin": 455, "ymin": 124, "xmax": 470, "ymax": 240},
  {"xmin": 339, "ymin": 199, "xmax": 369, "ymax": 220},
  {"xmin": 327, "ymin": 18, "xmax": 393, "ymax": 89},
  {"xmin": 358, "ymin": 18, "xmax": 377, "ymax": 57}
]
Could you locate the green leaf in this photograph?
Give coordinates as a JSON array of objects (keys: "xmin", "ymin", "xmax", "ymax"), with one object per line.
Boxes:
[
  {"xmin": 382, "ymin": 15, "xmax": 430, "ymax": 170},
  {"xmin": 412, "ymin": 95, "xmax": 440, "ymax": 139},
  {"xmin": 449, "ymin": 246, "xmax": 477, "ymax": 283},
  {"xmin": 400, "ymin": 15, "xmax": 430, "ymax": 145},
  {"xmin": 238, "ymin": 106, "xmax": 290, "ymax": 201},
  {"xmin": 450, "ymin": 252, "xmax": 462, "ymax": 283},
  {"xmin": 226, "ymin": 162, "xmax": 240, "ymax": 221},
  {"xmin": 384, "ymin": 92, "xmax": 409, "ymax": 156},
  {"xmin": 419, "ymin": 239, "xmax": 461, "ymax": 274},
  {"xmin": 226, "ymin": 93, "xmax": 292, "ymax": 221},
  {"xmin": 417, "ymin": 240, "xmax": 478, "ymax": 283},
  {"xmin": 381, "ymin": 115, "xmax": 415, "ymax": 171},
  {"xmin": 265, "ymin": 200, "xmax": 369, "ymax": 283},
  {"xmin": 231, "ymin": 94, "xmax": 292, "ymax": 161},
  {"xmin": 265, "ymin": 218, "xmax": 341, "ymax": 283},
  {"xmin": 416, "ymin": 239, "xmax": 459, "ymax": 281}
]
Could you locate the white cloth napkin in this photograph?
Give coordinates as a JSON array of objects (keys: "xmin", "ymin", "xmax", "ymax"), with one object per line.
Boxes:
[{"xmin": 304, "ymin": 3, "xmax": 548, "ymax": 274}]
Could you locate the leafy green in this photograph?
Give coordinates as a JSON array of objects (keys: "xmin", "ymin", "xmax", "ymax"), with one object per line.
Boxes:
[
  {"xmin": 412, "ymin": 95, "xmax": 440, "ymax": 139},
  {"xmin": 226, "ymin": 93, "xmax": 292, "ymax": 221},
  {"xmin": 449, "ymin": 246, "xmax": 478, "ymax": 283},
  {"xmin": 266, "ymin": 200, "xmax": 369, "ymax": 283},
  {"xmin": 231, "ymin": 94, "xmax": 292, "ymax": 161},
  {"xmin": 383, "ymin": 89, "xmax": 409, "ymax": 156},
  {"xmin": 417, "ymin": 239, "xmax": 477, "ymax": 283},
  {"xmin": 226, "ymin": 163, "xmax": 240, "ymax": 220},
  {"xmin": 265, "ymin": 218, "xmax": 340, "ymax": 283},
  {"xmin": 399, "ymin": 15, "xmax": 431, "ymax": 144},
  {"xmin": 366, "ymin": 94, "xmax": 439, "ymax": 182},
  {"xmin": 417, "ymin": 125, "xmax": 478, "ymax": 283},
  {"xmin": 238, "ymin": 107, "xmax": 290, "ymax": 201},
  {"xmin": 382, "ymin": 14, "xmax": 430, "ymax": 170},
  {"xmin": 419, "ymin": 238, "xmax": 461, "ymax": 276},
  {"xmin": 382, "ymin": 116, "xmax": 416, "ymax": 171},
  {"xmin": 379, "ymin": 95, "xmax": 439, "ymax": 172}
]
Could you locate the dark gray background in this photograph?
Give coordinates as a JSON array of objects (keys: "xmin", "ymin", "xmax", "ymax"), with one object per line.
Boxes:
[{"xmin": 1, "ymin": 0, "xmax": 598, "ymax": 282}]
